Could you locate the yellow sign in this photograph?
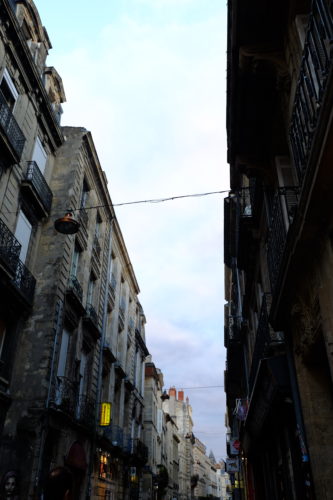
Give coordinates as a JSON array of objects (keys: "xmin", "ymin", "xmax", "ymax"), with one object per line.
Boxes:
[{"xmin": 100, "ymin": 402, "xmax": 112, "ymax": 426}]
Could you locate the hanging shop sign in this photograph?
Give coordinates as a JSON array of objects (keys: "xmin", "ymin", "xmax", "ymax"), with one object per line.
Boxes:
[
  {"xmin": 100, "ymin": 402, "xmax": 112, "ymax": 426},
  {"xmin": 226, "ymin": 457, "xmax": 240, "ymax": 473},
  {"xmin": 230, "ymin": 437, "xmax": 241, "ymax": 455}
]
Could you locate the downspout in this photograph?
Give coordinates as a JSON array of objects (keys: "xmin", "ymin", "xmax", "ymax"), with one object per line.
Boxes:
[
  {"xmin": 86, "ymin": 216, "xmax": 114, "ymax": 499},
  {"xmin": 35, "ymin": 272, "xmax": 66, "ymax": 495}
]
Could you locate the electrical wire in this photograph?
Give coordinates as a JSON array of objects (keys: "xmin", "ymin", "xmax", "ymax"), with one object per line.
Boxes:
[
  {"xmin": 177, "ymin": 385, "xmax": 224, "ymax": 390},
  {"xmin": 2, "ymin": 188, "xmax": 231, "ymax": 215}
]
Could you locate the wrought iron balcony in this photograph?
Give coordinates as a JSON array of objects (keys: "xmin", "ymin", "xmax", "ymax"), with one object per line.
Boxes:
[
  {"xmin": 85, "ymin": 303, "xmax": 98, "ymax": 325},
  {"xmin": 21, "ymin": 161, "xmax": 53, "ymax": 216},
  {"xmin": 93, "ymin": 234, "xmax": 101, "ymax": 259},
  {"xmin": 0, "ymin": 91, "xmax": 26, "ymax": 160},
  {"xmin": 267, "ymin": 187, "xmax": 300, "ymax": 292},
  {"xmin": 103, "ymin": 424, "xmax": 124, "ymax": 449},
  {"xmin": 50, "ymin": 376, "xmax": 78, "ymax": 415},
  {"xmin": 12, "ymin": 259, "xmax": 36, "ymax": 305},
  {"xmin": 0, "ymin": 218, "xmax": 35, "ymax": 305},
  {"xmin": 123, "ymin": 434, "xmax": 132, "ymax": 454},
  {"xmin": 76, "ymin": 394, "xmax": 96, "ymax": 427},
  {"xmin": 67, "ymin": 274, "xmax": 83, "ymax": 303},
  {"xmin": 0, "ymin": 217, "xmax": 21, "ymax": 275},
  {"xmin": 224, "ymin": 316, "xmax": 241, "ymax": 348},
  {"xmin": 249, "ymin": 293, "xmax": 273, "ymax": 394},
  {"xmin": 290, "ymin": 0, "xmax": 333, "ymax": 186},
  {"xmin": 132, "ymin": 439, "xmax": 148, "ymax": 464}
]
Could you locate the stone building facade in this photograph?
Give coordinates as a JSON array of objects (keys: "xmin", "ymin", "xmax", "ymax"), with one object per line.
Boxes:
[
  {"xmin": 225, "ymin": 0, "xmax": 333, "ymax": 498},
  {"xmin": 0, "ymin": 0, "xmax": 64, "ymax": 492},
  {"xmin": 164, "ymin": 388, "xmax": 194, "ymax": 500},
  {"xmin": 0, "ymin": 1, "xmax": 150, "ymax": 497}
]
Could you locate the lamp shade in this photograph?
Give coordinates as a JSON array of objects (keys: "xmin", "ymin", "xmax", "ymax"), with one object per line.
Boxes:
[{"xmin": 54, "ymin": 212, "xmax": 80, "ymax": 234}]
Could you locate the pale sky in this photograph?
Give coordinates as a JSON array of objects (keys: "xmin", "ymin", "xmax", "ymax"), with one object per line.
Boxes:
[{"xmin": 37, "ymin": 0, "xmax": 229, "ymax": 459}]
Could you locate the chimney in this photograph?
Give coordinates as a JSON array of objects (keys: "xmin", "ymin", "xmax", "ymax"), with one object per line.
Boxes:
[
  {"xmin": 169, "ymin": 387, "xmax": 176, "ymax": 398},
  {"xmin": 178, "ymin": 390, "xmax": 184, "ymax": 401}
]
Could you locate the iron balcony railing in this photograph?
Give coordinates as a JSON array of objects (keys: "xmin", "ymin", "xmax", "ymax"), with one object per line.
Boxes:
[
  {"xmin": 0, "ymin": 217, "xmax": 21, "ymax": 274},
  {"xmin": 248, "ymin": 294, "xmax": 272, "ymax": 393},
  {"xmin": 25, "ymin": 161, "xmax": 53, "ymax": 214},
  {"xmin": 68, "ymin": 274, "xmax": 83, "ymax": 303},
  {"xmin": 132, "ymin": 438, "xmax": 149, "ymax": 463},
  {"xmin": 76, "ymin": 394, "xmax": 96, "ymax": 427},
  {"xmin": 239, "ymin": 187, "xmax": 252, "ymax": 218},
  {"xmin": 50, "ymin": 376, "xmax": 96, "ymax": 427},
  {"xmin": 266, "ymin": 186, "xmax": 300, "ymax": 292},
  {"xmin": 85, "ymin": 302, "xmax": 98, "ymax": 326},
  {"xmin": 0, "ymin": 218, "xmax": 35, "ymax": 304},
  {"xmin": 51, "ymin": 376, "xmax": 78, "ymax": 415},
  {"xmin": 12, "ymin": 259, "xmax": 36, "ymax": 305},
  {"xmin": 0, "ymin": 91, "xmax": 25, "ymax": 159},
  {"xmin": 123, "ymin": 434, "xmax": 132, "ymax": 454},
  {"xmin": 290, "ymin": 0, "xmax": 333, "ymax": 186},
  {"xmin": 93, "ymin": 234, "xmax": 101, "ymax": 259}
]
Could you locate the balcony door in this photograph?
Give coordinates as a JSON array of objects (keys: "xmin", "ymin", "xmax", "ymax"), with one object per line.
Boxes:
[
  {"xmin": 0, "ymin": 68, "xmax": 18, "ymax": 111},
  {"xmin": 31, "ymin": 136, "xmax": 47, "ymax": 174},
  {"xmin": 14, "ymin": 210, "xmax": 32, "ymax": 263},
  {"xmin": 55, "ymin": 328, "xmax": 70, "ymax": 406}
]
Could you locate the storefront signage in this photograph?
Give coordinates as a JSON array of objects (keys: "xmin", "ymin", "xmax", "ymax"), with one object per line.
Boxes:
[{"xmin": 100, "ymin": 402, "xmax": 112, "ymax": 426}]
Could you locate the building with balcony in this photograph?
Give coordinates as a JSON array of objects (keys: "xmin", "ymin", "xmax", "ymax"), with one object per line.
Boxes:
[
  {"xmin": 0, "ymin": 0, "xmax": 64, "ymax": 482},
  {"xmin": 225, "ymin": 0, "xmax": 333, "ymax": 498}
]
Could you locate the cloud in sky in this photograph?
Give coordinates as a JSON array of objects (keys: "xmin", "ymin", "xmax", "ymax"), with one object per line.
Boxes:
[{"xmin": 37, "ymin": 0, "xmax": 228, "ymax": 459}]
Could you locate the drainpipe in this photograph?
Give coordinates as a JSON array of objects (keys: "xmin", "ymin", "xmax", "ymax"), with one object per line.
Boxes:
[
  {"xmin": 86, "ymin": 216, "xmax": 114, "ymax": 499},
  {"xmin": 35, "ymin": 276, "xmax": 66, "ymax": 495}
]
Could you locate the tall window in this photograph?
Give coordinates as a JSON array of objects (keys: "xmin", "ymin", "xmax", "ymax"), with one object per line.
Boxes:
[
  {"xmin": 57, "ymin": 328, "xmax": 70, "ymax": 378},
  {"xmin": 87, "ymin": 275, "xmax": 95, "ymax": 306},
  {"xmin": 0, "ymin": 68, "xmax": 18, "ymax": 110},
  {"xmin": 71, "ymin": 243, "xmax": 81, "ymax": 277},
  {"xmin": 14, "ymin": 210, "xmax": 32, "ymax": 263},
  {"xmin": 31, "ymin": 136, "xmax": 47, "ymax": 174},
  {"xmin": 80, "ymin": 180, "xmax": 89, "ymax": 209}
]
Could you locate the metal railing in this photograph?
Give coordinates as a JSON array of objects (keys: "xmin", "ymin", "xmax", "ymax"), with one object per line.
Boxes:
[
  {"xmin": 266, "ymin": 187, "xmax": 300, "ymax": 292},
  {"xmin": 248, "ymin": 294, "xmax": 272, "ymax": 393},
  {"xmin": 67, "ymin": 275, "xmax": 83, "ymax": 302},
  {"xmin": 0, "ymin": 218, "xmax": 35, "ymax": 304},
  {"xmin": 76, "ymin": 394, "xmax": 96, "ymax": 427},
  {"xmin": 0, "ymin": 91, "xmax": 26, "ymax": 159},
  {"xmin": 0, "ymin": 217, "xmax": 21, "ymax": 274},
  {"xmin": 85, "ymin": 302, "xmax": 98, "ymax": 325},
  {"xmin": 12, "ymin": 259, "xmax": 36, "ymax": 304},
  {"xmin": 132, "ymin": 439, "xmax": 148, "ymax": 463},
  {"xmin": 50, "ymin": 376, "xmax": 96, "ymax": 427},
  {"xmin": 93, "ymin": 234, "xmax": 101, "ymax": 258},
  {"xmin": 50, "ymin": 376, "xmax": 78, "ymax": 415},
  {"xmin": 290, "ymin": 0, "xmax": 333, "ymax": 186},
  {"xmin": 25, "ymin": 161, "xmax": 53, "ymax": 213}
]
